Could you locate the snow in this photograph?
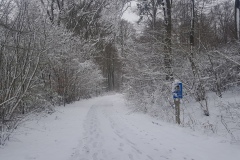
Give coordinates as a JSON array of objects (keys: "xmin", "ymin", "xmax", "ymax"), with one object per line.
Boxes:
[
  {"xmin": 0, "ymin": 94, "xmax": 240, "ymax": 160},
  {"xmin": 180, "ymin": 89, "xmax": 240, "ymax": 141},
  {"xmin": 172, "ymin": 79, "xmax": 181, "ymax": 92}
]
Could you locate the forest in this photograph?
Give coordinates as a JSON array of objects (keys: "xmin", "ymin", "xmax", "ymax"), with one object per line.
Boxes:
[{"xmin": 0, "ymin": 0, "xmax": 240, "ymax": 144}]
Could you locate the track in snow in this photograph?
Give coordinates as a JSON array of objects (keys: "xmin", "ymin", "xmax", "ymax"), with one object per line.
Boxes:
[
  {"xmin": 70, "ymin": 103, "xmax": 163, "ymax": 160},
  {"xmin": 69, "ymin": 95, "xmax": 215, "ymax": 160},
  {"xmin": 1, "ymin": 94, "xmax": 239, "ymax": 160},
  {"xmin": 68, "ymin": 95, "xmax": 240, "ymax": 160}
]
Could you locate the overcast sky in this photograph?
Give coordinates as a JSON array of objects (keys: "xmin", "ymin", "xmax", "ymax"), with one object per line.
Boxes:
[{"xmin": 121, "ymin": 1, "xmax": 139, "ymax": 23}]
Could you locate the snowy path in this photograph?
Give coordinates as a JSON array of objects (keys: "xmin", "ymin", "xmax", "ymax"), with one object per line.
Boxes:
[{"xmin": 0, "ymin": 94, "xmax": 240, "ymax": 160}]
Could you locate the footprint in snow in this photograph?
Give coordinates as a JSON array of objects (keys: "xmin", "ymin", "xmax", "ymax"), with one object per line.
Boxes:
[
  {"xmin": 131, "ymin": 146, "xmax": 142, "ymax": 154},
  {"xmin": 147, "ymin": 155, "xmax": 154, "ymax": 160},
  {"xmin": 95, "ymin": 133, "xmax": 100, "ymax": 138},
  {"xmin": 101, "ymin": 149, "xmax": 107, "ymax": 158},
  {"xmin": 92, "ymin": 153, "xmax": 98, "ymax": 160},
  {"xmin": 128, "ymin": 154, "xmax": 134, "ymax": 160},
  {"xmin": 92, "ymin": 142, "xmax": 97, "ymax": 148}
]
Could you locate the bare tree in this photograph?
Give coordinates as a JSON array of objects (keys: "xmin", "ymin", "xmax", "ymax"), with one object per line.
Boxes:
[{"xmin": 236, "ymin": 0, "xmax": 240, "ymax": 40}]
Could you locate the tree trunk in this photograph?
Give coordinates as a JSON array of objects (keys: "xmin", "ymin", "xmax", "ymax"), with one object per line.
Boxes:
[
  {"xmin": 189, "ymin": 0, "xmax": 209, "ymax": 116},
  {"xmin": 235, "ymin": 0, "xmax": 240, "ymax": 40},
  {"xmin": 162, "ymin": 0, "xmax": 173, "ymax": 81}
]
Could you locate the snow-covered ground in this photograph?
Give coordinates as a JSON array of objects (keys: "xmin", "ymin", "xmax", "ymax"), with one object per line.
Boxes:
[
  {"xmin": 180, "ymin": 89, "xmax": 240, "ymax": 141},
  {"xmin": 0, "ymin": 94, "xmax": 240, "ymax": 160}
]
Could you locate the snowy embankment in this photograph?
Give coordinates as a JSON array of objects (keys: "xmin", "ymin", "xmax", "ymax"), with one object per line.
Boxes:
[
  {"xmin": 0, "ymin": 94, "xmax": 240, "ymax": 160},
  {"xmin": 181, "ymin": 89, "xmax": 240, "ymax": 140}
]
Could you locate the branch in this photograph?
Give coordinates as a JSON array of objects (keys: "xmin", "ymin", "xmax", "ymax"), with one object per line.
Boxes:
[
  {"xmin": 0, "ymin": 97, "xmax": 16, "ymax": 107},
  {"xmin": 211, "ymin": 50, "xmax": 240, "ymax": 66}
]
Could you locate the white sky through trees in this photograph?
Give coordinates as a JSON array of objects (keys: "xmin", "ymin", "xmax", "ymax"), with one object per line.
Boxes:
[{"xmin": 122, "ymin": 1, "xmax": 139, "ymax": 23}]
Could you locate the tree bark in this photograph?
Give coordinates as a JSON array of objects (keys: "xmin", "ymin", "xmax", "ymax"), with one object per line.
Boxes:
[
  {"xmin": 235, "ymin": 0, "xmax": 240, "ymax": 40},
  {"xmin": 162, "ymin": 0, "xmax": 173, "ymax": 81}
]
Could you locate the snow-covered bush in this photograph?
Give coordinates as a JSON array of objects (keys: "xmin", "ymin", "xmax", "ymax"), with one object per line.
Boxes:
[
  {"xmin": 122, "ymin": 0, "xmax": 240, "ymax": 141},
  {"xmin": 0, "ymin": 0, "xmax": 106, "ymax": 144}
]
